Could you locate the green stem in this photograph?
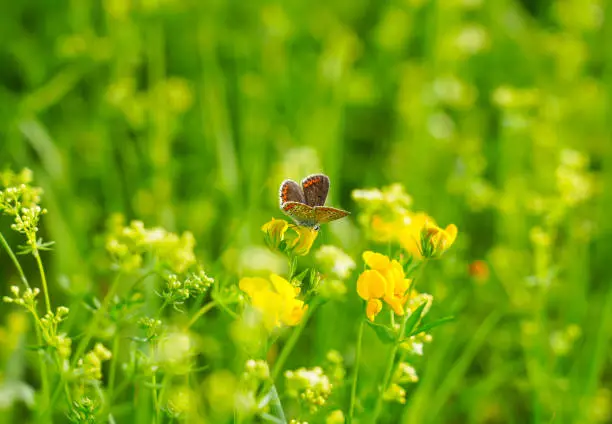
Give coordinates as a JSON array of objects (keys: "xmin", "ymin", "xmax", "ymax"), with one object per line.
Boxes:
[
  {"xmin": 185, "ymin": 301, "xmax": 217, "ymax": 329},
  {"xmin": 270, "ymin": 302, "xmax": 317, "ymax": 383},
  {"xmin": 33, "ymin": 248, "xmax": 52, "ymax": 315},
  {"xmin": 152, "ymin": 371, "xmax": 160, "ymax": 423},
  {"xmin": 71, "ymin": 272, "xmax": 123, "ymax": 367},
  {"xmin": 371, "ymin": 314, "xmax": 408, "ymax": 421},
  {"xmin": 371, "ymin": 260, "xmax": 428, "ymax": 421},
  {"xmin": 0, "ymin": 232, "xmax": 52, "ymax": 420},
  {"xmin": 0, "ymin": 231, "xmax": 30, "ymax": 289},
  {"xmin": 32, "ymin": 246, "xmax": 67, "ymax": 413},
  {"xmin": 157, "ymin": 299, "xmax": 169, "ymax": 318},
  {"xmin": 107, "ymin": 330, "xmax": 121, "ymax": 404},
  {"xmin": 34, "ymin": 324, "xmax": 52, "ymax": 423},
  {"xmin": 348, "ymin": 318, "xmax": 365, "ymax": 423},
  {"xmin": 257, "ymin": 300, "xmax": 318, "ymax": 418}
]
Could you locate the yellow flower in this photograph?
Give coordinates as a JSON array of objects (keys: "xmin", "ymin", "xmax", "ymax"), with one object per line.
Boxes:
[
  {"xmin": 397, "ymin": 212, "xmax": 431, "ymax": 258},
  {"xmin": 239, "ymin": 274, "xmax": 308, "ymax": 330},
  {"xmin": 365, "ymin": 299, "xmax": 383, "ymax": 322},
  {"xmin": 262, "ymin": 218, "xmax": 289, "ymax": 250},
  {"xmin": 420, "ymin": 221, "xmax": 458, "ymax": 259},
  {"xmin": 287, "ymin": 225, "xmax": 319, "ymax": 256},
  {"xmin": 261, "ymin": 218, "xmax": 318, "ymax": 256},
  {"xmin": 356, "ymin": 251, "xmax": 413, "ymax": 321}
]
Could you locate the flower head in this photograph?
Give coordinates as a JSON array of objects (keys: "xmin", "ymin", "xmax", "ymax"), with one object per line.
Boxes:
[
  {"xmin": 261, "ymin": 218, "xmax": 318, "ymax": 256},
  {"xmin": 356, "ymin": 251, "xmax": 413, "ymax": 321},
  {"xmin": 419, "ymin": 221, "xmax": 458, "ymax": 259},
  {"xmin": 285, "ymin": 366, "xmax": 332, "ymax": 413},
  {"xmin": 286, "ymin": 225, "xmax": 318, "ymax": 256},
  {"xmin": 315, "ymin": 245, "xmax": 356, "ymax": 280},
  {"xmin": 262, "ymin": 218, "xmax": 289, "ymax": 250},
  {"xmin": 105, "ymin": 215, "xmax": 197, "ymax": 273},
  {"xmin": 239, "ymin": 274, "xmax": 308, "ymax": 330}
]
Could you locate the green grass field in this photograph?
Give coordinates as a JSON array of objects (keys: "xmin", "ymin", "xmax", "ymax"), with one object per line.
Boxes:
[{"xmin": 1, "ymin": 0, "xmax": 611, "ymax": 423}]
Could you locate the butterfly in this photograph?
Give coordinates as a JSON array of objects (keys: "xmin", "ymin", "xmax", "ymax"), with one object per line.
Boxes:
[{"xmin": 279, "ymin": 174, "xmax": 350, "ymax": 230}]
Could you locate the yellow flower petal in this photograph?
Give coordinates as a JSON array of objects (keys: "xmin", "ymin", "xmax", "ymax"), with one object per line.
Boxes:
[
  {"xmin": 395, "ymin": 278, "xmax": 413, "ymax": 297},
  {"xmin": 269, "ymin": 274, "xmax": 298, "ymax": 299},
  {"xmin": 261, "ymin": 218, "xmax": 289, "ymax": 237},
  {"xmin": 250, "ymin": 290, "xmax": 283, "ymax": 330},
  {"xmin": 238, "ymin": 277, "xmax": 271, "ymax": 297},
  {"xmin": 262, "ymin": 218, "xmax": 289, "ymax": 251},
  {"xmin": 397, "ymin": 212, "xmax": 433, "ymax": 259},
  {"xmin": 362, "ymin": 251, "xmax": 390, "ymax": 270},
  {"xmin": 282, "ymin": 300, "xmax": 308, "ymax": 326},
  {"xmin": 356, "ymin": 270, "xmax": 387, "ymax": 300},
  {"xmin": 444, "ymin": 224, "xmax": 458, "ymax": 247},
  {"xmin": 384, "ymin": 295, "xmax": 405, "ymax": 316},
  {"xmin": 366, "ymin": 299, "xmax": 383, "ymax": 322},
  {"xmin": 288, "ymin": 226, "xmax": 319, "ymax": 256}
]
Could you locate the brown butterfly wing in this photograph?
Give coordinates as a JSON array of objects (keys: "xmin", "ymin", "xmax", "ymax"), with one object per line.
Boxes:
[
  {"xmin": 282, "ymin": 201, "xmax": 316, "ymax": 226},
  {"xmin": 314, "ymin": 206, "xmax": 350, "ymax": 223},
  {"xmin": 279, "ymin": 179, "xmax": 306, "ymax": 207},
  {"xmin": 301, "ymin": 174, "xmax": 330, "ymax": 207}
]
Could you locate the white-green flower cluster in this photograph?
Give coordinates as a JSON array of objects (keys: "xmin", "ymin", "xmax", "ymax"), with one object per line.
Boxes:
[
  {"xmin": 68, "ymin": 396, "xmax": 99, "ymax": 424},
  {"xmin": 0, "ymin": 169, "xmax": 51, "ymax": 253},
  {"xmin": 285, "ymin": 367, "xmax": 332, "ymax": 413},
  {"xmin": 160, "ymin": 268, "xmax": 214, "ymax": 307},
  {"xmin": 40, "ymin": 306, "xmax": 72, "ymax": 359},
  {"xmin": 105, "ymin": 215, "xmax": 197, "ymax": 273},
  {"xmin": 138, "ymin": 317, "xmax": 164, "ymax": 340},
  {"xmin": 243, "ymin": 359, "xmax": 270, "ymax": 382},
  {"xmin": 2, "ymin": 286, "xmax": 40, "ymax": 309},
  {"xmin": 76, "ymin": 343, "xmax": 112, "ymax": 381},
  {"xmin": 315, "ymin": 245, "xmax": 356, "ymax": 280}
]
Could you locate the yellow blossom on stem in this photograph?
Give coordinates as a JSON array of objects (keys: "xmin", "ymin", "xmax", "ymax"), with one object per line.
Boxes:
[
  {"xmin": 397, "ymin": 212, "xmax": 431, "ymax": 258},
  {"xmin": 420, "ymin": 221, "xmax": 458, "ymax": 259},
  {"xmin": 356, "ymin": 251, "xmax": 413, "ymax": 321},
  {"xmin": 286, "ymin": 225, "xmax": 319, "ymax": 256},
  {"xmin": 261, "ymin": 218, "xmax": 318, "ymax": 256},
  {"xmin": 239, "ymin": 274, "xmax": 308, "ymax": 330},
  {"xmin": 366, "ymin": 299, "xmax": 383, "ymax": 322},
  {"xmin": 262, "ymin": 218, "xmax": 289, "ymax": 250}
]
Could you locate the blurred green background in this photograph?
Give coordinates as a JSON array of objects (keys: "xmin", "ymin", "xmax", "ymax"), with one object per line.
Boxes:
[{"xmin": 1, "ymin": 0, "xmax": 611, "ymax": 422}]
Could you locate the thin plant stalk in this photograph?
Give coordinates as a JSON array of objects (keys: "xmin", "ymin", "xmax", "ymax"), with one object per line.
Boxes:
[
  {"xmin": 256, "ymin": 300, "xmax": 319, "ymax": 420},
  {"xmin": 33, "ymin": 248, "xmax": 51, "ymax": 314},
  {"xmin": 371, "ymin": 260, "xmax": 428, "ymax": 421},
  {"xmin": 270, "ymin": 301, "xmax": 318, "ymax": 383},
  {"xmin": 186, "ymin": 301, "xmax": 217, "ymax": 329},
  {"xmin": 107, "ymin": 331, "xmax": 121, "ymax": 403},
  {"xmin": 152, "ymin": 370, "xmax": 160, "ymax": 423},
  {"xmin": 0, "ymin": 232, "xmax": 30, "ymax": 289},
  {"xmin": 34, "ymin": 324, "xmax": 52, "ymax": 423},
  {"xmin": 71, "ymin": 272, "xmax": 123, "ymax": 366},
  {"xmin": 348, "ymin": 318, "xmax": 365, "ymax": 423},
  {"xmin": 371, "ymin": 311, "xmax": 410, "ymax": 421},
  {"xmin": 31, "ymin": 242, "xmax": 73, "ymax": 413},
  {"xmin": 0, "ymin": 232, "xmax": 51, "ymax": 417}
]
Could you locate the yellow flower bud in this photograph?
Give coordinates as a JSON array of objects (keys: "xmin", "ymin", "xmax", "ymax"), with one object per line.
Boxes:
[{"xmin": 261, "ymin": 218, "xmax": 289, "ymax": 250}]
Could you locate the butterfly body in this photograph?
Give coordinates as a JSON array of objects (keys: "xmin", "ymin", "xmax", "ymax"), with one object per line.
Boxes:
[{"xmin": 279, "ymin": 174, "xmax": 349, "ymax": 229}]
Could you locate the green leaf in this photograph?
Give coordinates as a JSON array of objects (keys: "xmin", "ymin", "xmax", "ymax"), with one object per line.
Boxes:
[
  {"xmin": 309, "ymin": 267, "xmax": 319, "ymax": 287},
  {"xmin": 408, "ymin": 316, "xmax": 455, "ymax": 337},
  {"xmin": 293, "ymin": 268, "xmax": 310, "ymax": 284},
  {"xmin": 366, "ymin": 321, "xmax": 397, "ymax": 344},
  {"xmin": 403, "ymin": 302, "xmax": 427, "ymax": 337}
]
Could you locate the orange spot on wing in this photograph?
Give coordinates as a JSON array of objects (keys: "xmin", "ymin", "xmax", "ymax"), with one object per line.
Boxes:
[{"xmin": 304, "ymin": 177, "xmax": 321, "ymax": 188}]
